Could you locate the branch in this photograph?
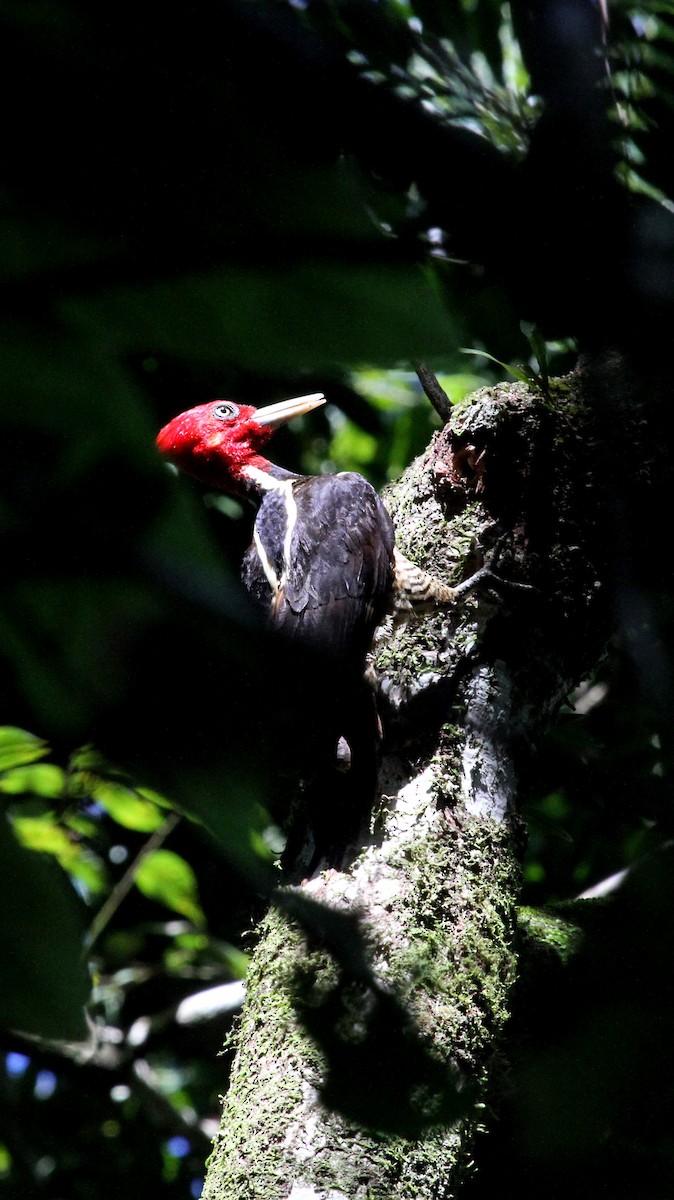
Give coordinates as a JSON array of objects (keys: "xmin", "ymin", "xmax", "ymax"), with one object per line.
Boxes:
[{"xmin": 415, "ymin": 361, "xmax": 453, "ymax": 423}]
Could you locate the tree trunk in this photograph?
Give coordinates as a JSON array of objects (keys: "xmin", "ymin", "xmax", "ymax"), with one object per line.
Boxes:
[{"xmin": 202, "ymin": 366, "xmax": 624, "ymax": 1199}]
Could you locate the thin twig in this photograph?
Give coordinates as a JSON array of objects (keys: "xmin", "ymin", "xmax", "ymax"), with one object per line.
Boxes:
[
  {"xmin": 415, "ymin": 361, "xmax": 453, "ymax": 422},
  {"xmin": 84, "ymin": 812, "xmax": 182, "ymax": 954}
]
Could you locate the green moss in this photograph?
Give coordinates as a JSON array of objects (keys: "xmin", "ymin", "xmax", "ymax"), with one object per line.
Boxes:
[
  {"xmin": 370, "ymin": 816, "xmax": 518, "ymax": 1196},
  {"xmin": 383, "ymin": 813, "xmax": 519, "ymax": 1074},
  {"xmin": 204, "ymin": 910, "xmax": 325, "ymax": 1199},
  {"xmin": 517, "ymin": 904, "xmax": 584, "ymax": 964},
  {"xmin": 430, "ymin": 724, "xmax": 468, "ymax": 795}
]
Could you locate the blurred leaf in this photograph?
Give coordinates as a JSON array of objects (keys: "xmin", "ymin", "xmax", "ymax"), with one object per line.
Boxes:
[
  {"xmin": 435, "ymin": 371, "xmax": 490, "ymax": 404},
  {"xmin": 66, "ymin": 853, "xmax": 107, "ymax": 898},
  {"xmin": 93, "ymin": 780, "xmax": 165, "ymax": 833},
  {"xmin": 1, "ymin": 580, "xmax": 166, "ymax": 739},
  {"xmin": 135, "ymin": 786, "xmax": 175, "ymax": 812},
  {"xmin": 222, "ymin": 945, "xmax": 250, "ymax": 981},
  {"xmin": 352, "ymin": 365, "xmax": 490, "ymax": 412},
  {"xmin": 12, "ymin": 815, "xmax": 73, "ymax": 858},
  {"xmin": 10, "ymin": 812, "xmax": 107, "ymax": 897},
  {"xmin": 0, "ymin": 762, "xmax": 65, "ymax": 797},
  {"xmin": 249, "ymin": 828, "xmax": 280, "ymax": 864},
  {"xmin": 0, "ymin": 727, "xmax": 49, "ymax": 771},
  {"xmin": 351, "ymin": 368, "xmax": 422, "ymax": 411},
  {"xmin": 135, "ymin": 849, "xmax": 205, "ymax": 927},
  {"xmin": 0, "ymin": 814, "xmax": 90, "ymax": 1038},
  {"xmin": 521, "ymin": 319, "xmax": 549, "ymax": 394},
  {"xmin": 66, "ymin": 813, "xmax": 98, "ymax": 837},
  {"xmin": 329, "ymin": 419, "xmax": 379, "ymax": 471}
]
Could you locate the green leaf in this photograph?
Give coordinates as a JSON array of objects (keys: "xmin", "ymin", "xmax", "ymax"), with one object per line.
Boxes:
[
  {"xmin": 12, "ymin": 815, "xmax": 73, "ymax": 858},
  {"xmin": 93, "ymin": 780, "xmax": 165, "ymax": 833},
  {"xmin": 329, "ymin": 419, "xmax": 378, "ymax": 470},
  {"xmin": 460, "ymin": 346, "xmax": 534, "ymax": 386},
  {"xmin": 0, "ymin": 727, "xmax": 49, "ymax": 772},
  {"xmin": 11, "ymin": 814, "xmax": 107, "ymax": 897},
  {"xmin": 135, "ymin": 786, "xmax": 174, "ymax": 811},
  {"xmin": 222, "ymin": 945, "xmax": 250, "ymax": 981},
  {"xmin": 0, "ymin": 1143, "xmax": 11, "ymax": 1179},
  {"xmin": 435, "ymin": 372, "xmax": 489, "ymax": 405},
  {"xmin": 0, "ymin": 762, "xmax": 65, "ymax": 798},
  {"xmin": 134, "ymin": 849, "xmax": 205, "ymax": 926},
  {"xmin": 0, "ymin": 815, "xmax": 90, "ymax": 1038},
  {"xmin": 67, "ymin": 852, "xmax": 107, "ymax": 897},
  {"xmin": 520, "ymin": 319, "xmax": 549, "ymax": 392}
]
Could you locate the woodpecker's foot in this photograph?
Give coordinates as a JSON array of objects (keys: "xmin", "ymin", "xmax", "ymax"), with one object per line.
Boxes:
[
  {"xmin": 392, "ymin": 549, "xmax": 457, "ymax": 614},
  {"xmin": 450, "ymin": 562, "xmax": 535, "ymax": 603},
  {"xmin": 392, "ymin": 537, "xmax": 534, "ymax": 619},
  {"xmin": 451, "ymin": 529, "xmax": 536, "ymax": 604}
]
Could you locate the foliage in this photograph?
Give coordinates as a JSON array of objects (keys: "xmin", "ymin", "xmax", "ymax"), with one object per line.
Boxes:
[
  {"xmin": 0, "ymin": 728, "xmax": 256, "ymax": 1197},
  {"xmin": 2, "ymin": 0, "xmax": 674, "ymax": 1196}
]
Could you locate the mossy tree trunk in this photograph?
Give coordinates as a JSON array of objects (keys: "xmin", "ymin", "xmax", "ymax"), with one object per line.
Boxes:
[{"xmin": 202, "ymin": 363, "xmax": 634, "ymax": 1200}]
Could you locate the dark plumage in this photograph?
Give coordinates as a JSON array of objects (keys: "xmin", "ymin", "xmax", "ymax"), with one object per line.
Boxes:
[{"xmin": 243, "ymin": 472, "xmax": 394, "ymax": 668}]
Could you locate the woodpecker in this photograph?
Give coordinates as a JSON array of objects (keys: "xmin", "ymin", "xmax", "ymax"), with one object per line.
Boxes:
[
  {"xmin": 156, "ymin": 392, "xmax": 464, "ymax": 667},
  {"xmin": 155, "ymin": 392, "xmax": 492, "ymax": 867},
  {"xmin": 157, "ymin": 393, "xmax": 397, "ymax": 673}
]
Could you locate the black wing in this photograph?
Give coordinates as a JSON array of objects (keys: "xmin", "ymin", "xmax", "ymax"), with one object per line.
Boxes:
[{"xmin": 243, "ymin": 473, "xmax": 395, "ymax": 666}]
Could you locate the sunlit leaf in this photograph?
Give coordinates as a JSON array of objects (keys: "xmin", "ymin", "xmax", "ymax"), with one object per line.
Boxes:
[
  {"xmin": 329, "ymin": 419, "xmax": 378, "ymax": 470},
  {"xmin": 134, "ymin": 849, "xmax": 205, "ymax": 926},
  {"xmin": 65, "ymin": 813, "xmax": 98, "ymax": 837},
  {"xmin": 460, "ymin": 345, "xmax": 534, "ymax": 386},
  {"xmin": 0, "ymin": 763, "xmax": 65, "ymax": 798},
  {"xmin": 68, "ymin": 852, "xmax": 107, "ymax": 897},
  {"xmin": 0, "ymin": 1143, "xmax": 11, "ymax": 1179},
  {"xmin": 249, "ymin": 829, "xmax": 279, "ymax": 864},
  {"xmin": 11, "ymin": 814, "xmax": 106, "ymax": 896},
  {"xmin": 12, "ymin": 815, "xmax": 73, "ymax": 858},
  {"xmin": 93, "ymin": 780, "xmax": 165, "ymax": 833},
  {"xmin": 0, "ymin": 727, "xmax": 49, "ymax": 772},
  {"xmin": 435, "ymin": 372, "xmax": 489, "ymax": 404},
  {"xmin": 135, "ymin": 786, "xmax": 175, "ymax": 811},
  {"xmin": 222, "ymin": 945, "xmax": 250, "ymax": 980},
  {"xmin": 351, "ymin": 368, "xmax": 421, "ymax": 410}
]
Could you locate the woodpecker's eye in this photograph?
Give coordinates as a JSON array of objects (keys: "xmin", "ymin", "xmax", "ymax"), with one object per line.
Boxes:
[{"xmin": 213, "ymin": 402, "xmax": 240, "ymax": 420}]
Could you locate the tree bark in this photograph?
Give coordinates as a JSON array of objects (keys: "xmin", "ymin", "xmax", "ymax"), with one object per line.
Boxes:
[{"xmin": 202, "ymin": 368, "xmax": 620, "ymax": 1199}]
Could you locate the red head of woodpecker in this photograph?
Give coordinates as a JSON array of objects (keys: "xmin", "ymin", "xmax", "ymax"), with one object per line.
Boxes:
[{"xmin": 156, "ymin": 393, "xmax": 326, "ymax": 496}]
